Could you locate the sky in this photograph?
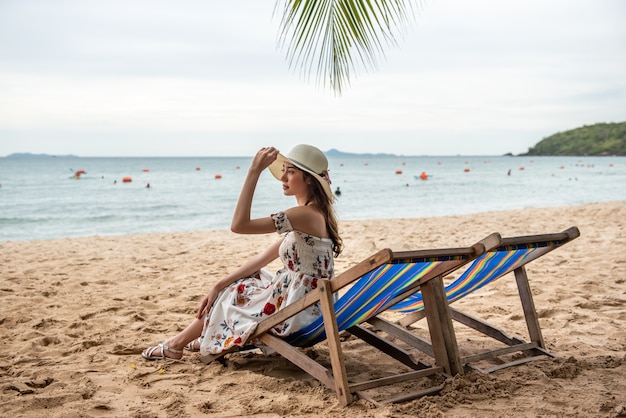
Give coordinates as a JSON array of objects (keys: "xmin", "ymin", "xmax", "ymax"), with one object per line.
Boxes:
[{"xmin": 1, "ymin": 0, "xmax": 625, "ymax": 157}]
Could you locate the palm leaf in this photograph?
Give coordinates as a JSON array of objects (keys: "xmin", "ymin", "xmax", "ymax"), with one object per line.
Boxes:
[{"xmin": 275, "ymin": 0, "xmax": 416, "ymax": 95}]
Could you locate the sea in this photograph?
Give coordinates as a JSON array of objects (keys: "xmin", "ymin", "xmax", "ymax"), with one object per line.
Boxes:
[{"xmin": 1, "ymin": 154, "xmax": 625, "ymax": 242}]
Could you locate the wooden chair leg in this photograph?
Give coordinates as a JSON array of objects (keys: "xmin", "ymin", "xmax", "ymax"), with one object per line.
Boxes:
[
  {"xmin": 421, "ymin": 276, "xmax": 463, "ymax": 376},
  {"xmin": 318, "ymin": 279, "xmax": 352, "ymax": 406},
  {"xmin": 514, "ymin": 266, "xmax": 545, "ymax": 348}
]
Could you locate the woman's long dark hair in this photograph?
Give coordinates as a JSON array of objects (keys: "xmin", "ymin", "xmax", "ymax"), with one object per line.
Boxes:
[{"xmin": 303, "ymin": 171, "xmax": 343, "ymax": 258}]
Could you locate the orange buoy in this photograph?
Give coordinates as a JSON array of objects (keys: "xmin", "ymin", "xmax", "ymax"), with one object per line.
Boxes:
[
  {"xmin": 395, "ymin": 169, "xmax": 403, "ymax": 175},
  {"xmin": 519, "ymin": 166, "xmax": 525, "ymax": 171},
  {"xmin": 142, "ymin": 168, "xmax": 149, "ymax": 172},
  {"xmin": 195, "ymin": 167, "xmax": 201, "ymax": 171},
  {"xmin": 419, "ymin": 171, "xmax": 428, "ymax": 180},
  {"xmin": 464, "ymin": 167, "xmax": 470, "ymax": 172},
  {"xmin": 214, "ymin": 174, "xmax": 222, "ymax": 179},
  {"xmin": 122, "ymin": 177, "xmax": 132, "ymax": 183},
  {"xmin": 72, "ymin": 169, "xmax": 85, "ymax": 179}
]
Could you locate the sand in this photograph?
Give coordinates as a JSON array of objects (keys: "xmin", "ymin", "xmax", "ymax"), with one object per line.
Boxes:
[{"xmin": 1, "ymin": 201, "xmax": 625, "ymax": 417}]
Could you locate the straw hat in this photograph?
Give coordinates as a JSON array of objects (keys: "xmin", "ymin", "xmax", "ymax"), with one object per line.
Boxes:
[{"xmin": 268, "ymin": 144, "xmax": 333, "ymax": 201}]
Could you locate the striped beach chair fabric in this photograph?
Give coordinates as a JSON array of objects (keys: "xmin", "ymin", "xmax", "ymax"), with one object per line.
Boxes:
[{"xmin": 391, "ymin": 240, "xmax": 560, "ymax": 313}]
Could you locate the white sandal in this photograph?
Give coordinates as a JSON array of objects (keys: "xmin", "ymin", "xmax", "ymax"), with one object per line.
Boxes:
[
  {"xmin": 184, "ymin": 337, "xmax": 202, "ymax": 352},
  {"xmin": 141, "ymin": 343, "xmax": 183, "ymax": 361}
]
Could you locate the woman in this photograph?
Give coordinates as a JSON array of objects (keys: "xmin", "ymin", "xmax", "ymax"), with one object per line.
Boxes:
[{"xmin": 142, "ymin": 144, "xmax": 342, "ymax": 360}]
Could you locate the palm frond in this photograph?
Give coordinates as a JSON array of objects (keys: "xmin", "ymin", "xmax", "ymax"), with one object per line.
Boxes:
[{"xmin": 275, "ymin": 0, "xmax": 417, "ymax": 95}]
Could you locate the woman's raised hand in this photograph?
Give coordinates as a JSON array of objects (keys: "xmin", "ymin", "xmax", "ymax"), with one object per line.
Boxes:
[{"xmin": 250, "ymin": 147, "xmax": 279, "ymax": 173}]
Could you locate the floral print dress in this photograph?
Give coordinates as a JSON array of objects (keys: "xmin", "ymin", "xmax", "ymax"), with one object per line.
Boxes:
[{"xmin": 199, "ymin": 211, "xmax": 334, "ymax": 356}]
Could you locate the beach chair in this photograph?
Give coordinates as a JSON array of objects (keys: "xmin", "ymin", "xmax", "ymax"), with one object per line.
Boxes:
[
  {"xmin": 201, "ymin": 232, "xmax": 502, "ymax": 405},
  {"xmin": 367, "ymin": 226, "xmax": 580, "ymax": 374}
]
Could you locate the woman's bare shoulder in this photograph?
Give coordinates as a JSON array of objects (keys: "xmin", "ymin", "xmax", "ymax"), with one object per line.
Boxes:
[{"xmin": 282, "ymin": 206, "xmax": 327, "ymax": 237}]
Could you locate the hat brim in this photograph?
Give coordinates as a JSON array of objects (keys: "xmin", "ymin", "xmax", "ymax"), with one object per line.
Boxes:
[{"xmin": 269, "ymin": 153, "xmax": 334, "ymax": 201}]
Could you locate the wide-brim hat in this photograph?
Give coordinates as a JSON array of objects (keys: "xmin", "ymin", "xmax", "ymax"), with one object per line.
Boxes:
[{"xmin": 268, "ymin": 144, "xmax": 334, "ymax": 201}]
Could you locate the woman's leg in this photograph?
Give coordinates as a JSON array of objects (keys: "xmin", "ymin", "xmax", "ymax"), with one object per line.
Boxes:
[{"xmin": 142, "ymin": 317, "xmax": 204, "ymax": 360}]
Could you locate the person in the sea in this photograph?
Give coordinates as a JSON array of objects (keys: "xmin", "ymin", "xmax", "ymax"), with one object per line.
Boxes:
[{"xmin": 142, "ymin": 144, "xmax": 342, "ymax": 360}]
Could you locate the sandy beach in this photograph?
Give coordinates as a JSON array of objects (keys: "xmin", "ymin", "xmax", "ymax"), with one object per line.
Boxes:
[{"xmin": 1, "ymin": 201, "xmax": 625, "ymax": 417}]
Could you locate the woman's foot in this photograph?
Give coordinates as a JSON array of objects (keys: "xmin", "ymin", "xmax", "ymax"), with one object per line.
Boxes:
[{"xmin": 141, "ymin": 343, "xmax": 183, "ymax": 361}]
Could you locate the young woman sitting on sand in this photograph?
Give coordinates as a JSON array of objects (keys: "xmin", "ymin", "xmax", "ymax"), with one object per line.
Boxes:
[{"xmin": 142, "ymin": 144, "xmax": 342, "ymax": 360}]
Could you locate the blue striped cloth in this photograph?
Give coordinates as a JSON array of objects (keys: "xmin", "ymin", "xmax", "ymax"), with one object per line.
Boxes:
[{"xmin": 389, "ymin": 245, "xmax": 539, "ymax": 312}]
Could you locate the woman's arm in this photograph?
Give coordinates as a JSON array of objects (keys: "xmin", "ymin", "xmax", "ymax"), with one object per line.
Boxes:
[
  {"xmin": 196, "ymin": 237, "xmax": 283, "ymax": 319},
  {"xmin": 231, "ymin": 147, "xmax": 280, "ymax": 234}
]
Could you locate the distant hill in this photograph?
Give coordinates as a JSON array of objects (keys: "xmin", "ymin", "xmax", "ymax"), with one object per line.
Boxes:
[
  {"xmin": 325, "ymin": 148, "xmax": 398, "ymax": 158},
  {"xmin": 5, "ymin": 153, "xmax": 79, "ymax": 158},
  {"xmin": 523, "ymin": 122, "xmax": 626, "ymax": 156}
]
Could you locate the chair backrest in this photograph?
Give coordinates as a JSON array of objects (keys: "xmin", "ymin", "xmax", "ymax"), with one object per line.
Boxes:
[
  {"xmin": 389, "ymin": 226, "xmax": 580, "ymax": 313},
  {"xmin": 284, "ymin": 232, "xmax": 503, "ymax": 346}
]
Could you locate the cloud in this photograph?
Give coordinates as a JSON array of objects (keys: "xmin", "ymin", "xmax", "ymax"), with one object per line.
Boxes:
[{"xmin": 1, "ymin": 0, "xmax": 624, "ymax": 157}]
